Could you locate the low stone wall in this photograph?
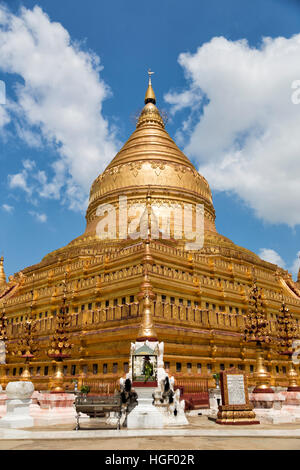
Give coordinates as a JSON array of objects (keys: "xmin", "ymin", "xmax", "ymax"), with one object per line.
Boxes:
[
  {"xmin": 0, "ymin": 382, "xmax": 77, "ymax": 427},
  {"xmin": 250, "ymin": 391, "xmax": 300, "ymax": 424}
]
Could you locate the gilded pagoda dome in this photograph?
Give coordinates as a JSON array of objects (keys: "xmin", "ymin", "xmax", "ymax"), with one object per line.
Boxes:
[
  {"xmin": 41, "ymin": 74, "xmax": 265, "ymax": 267},
  {"xmin": 84, "ymin": 76, "xmax": 216, "ymax": 237}
]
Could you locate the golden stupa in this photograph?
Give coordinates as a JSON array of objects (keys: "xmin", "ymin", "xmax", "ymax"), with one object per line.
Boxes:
[{"xmin": 1, "ymin": 74, "xmax": 300, "ymax": 394}]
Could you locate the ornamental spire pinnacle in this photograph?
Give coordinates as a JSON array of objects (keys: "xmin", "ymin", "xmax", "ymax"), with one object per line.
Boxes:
[
  {"xmin": 136, "ymin": 70, "xmax": 164, "ymax": 129},
  {"xmin": 144, "ymin": 69, "xmax": 156, "ymax": 104},
  {"xmin": 0, "ymin": 256, "xmax": 6, "ymax": 288}
]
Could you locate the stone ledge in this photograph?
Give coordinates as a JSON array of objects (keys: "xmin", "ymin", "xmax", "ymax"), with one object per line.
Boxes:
[{"xmin": 2, "ymin": 427, "xmax": 300, "ymax": 440}]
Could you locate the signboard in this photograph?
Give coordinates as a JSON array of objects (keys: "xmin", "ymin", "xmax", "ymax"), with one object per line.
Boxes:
[
  {"xmin": 220, "ymin": 368, "xmax": 249, "ymax": 408},
  {"xmin": 216, "ymin": 367, "xmax": 259, "ymax": 425},
  {"xmin": 227, "ymin": 374, "xmax": 246, "ymax": 405}
]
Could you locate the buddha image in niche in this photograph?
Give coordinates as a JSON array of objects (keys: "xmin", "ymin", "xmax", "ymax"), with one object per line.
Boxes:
[{"xmin": 143, "ymin": 355, "xmax": 154, "ymax": 382}]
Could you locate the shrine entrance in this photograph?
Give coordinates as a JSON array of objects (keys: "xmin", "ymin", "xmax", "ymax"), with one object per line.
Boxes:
[{"xmin": 132, "ymin": 344, "xmax": 157, "ymax": 387}]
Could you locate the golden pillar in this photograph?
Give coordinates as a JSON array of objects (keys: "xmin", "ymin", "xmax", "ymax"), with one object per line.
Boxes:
[
  {"xmin": 49, "ymin": 361, "xmax": 65, "ymax": 393},
  {"xmin": 0, "ymin": 257, "xmax": 6, "ymax": 289},
  {"xmin": 253, "ymin": 349, "xmax": 273, "ymax": 393},
  {"xmin": 287, "ymin": 361, "xmax": 300, "ymax": 391},
  {"xmin": 20, "ymin": 359, "xmax": 31, "ymax": 381}
]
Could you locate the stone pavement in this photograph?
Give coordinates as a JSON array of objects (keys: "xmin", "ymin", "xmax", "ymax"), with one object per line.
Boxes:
[
  {"xmin": 1, "ymin": 436, "xmax": 300, "ymax": 450},
  {"xmin": 1, "ymin": 415, "xmax": 300, "ymax": 449}
]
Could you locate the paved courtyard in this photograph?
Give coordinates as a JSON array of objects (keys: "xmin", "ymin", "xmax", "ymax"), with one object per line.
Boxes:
[
  {"xmin": 1, "ymin": 415, "xmax": 300, "ymax": 450},
  {"xmin": 1, "ymin": 436, "xmax": 300, "ymax": 450}
]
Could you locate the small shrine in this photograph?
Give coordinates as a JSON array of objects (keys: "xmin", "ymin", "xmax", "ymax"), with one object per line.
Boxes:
[{"xmin": 131, "ymin": 343, "xmax": 158, "ymax": 387}]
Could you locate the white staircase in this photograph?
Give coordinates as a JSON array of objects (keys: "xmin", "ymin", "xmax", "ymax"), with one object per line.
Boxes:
[{"xmin": 127, "ymin": 387, "xmax": 164, "ymax": 429}]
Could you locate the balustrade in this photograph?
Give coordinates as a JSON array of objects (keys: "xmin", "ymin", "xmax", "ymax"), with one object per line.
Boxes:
[{"xmin": 5, "ymin": 296, "xmax": 298, "ymax": 342}]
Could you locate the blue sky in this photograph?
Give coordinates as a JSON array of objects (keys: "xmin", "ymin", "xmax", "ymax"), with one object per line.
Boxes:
[{"xmin": 0, "ymin": 0, "xmax": 300, "ymax": 278}]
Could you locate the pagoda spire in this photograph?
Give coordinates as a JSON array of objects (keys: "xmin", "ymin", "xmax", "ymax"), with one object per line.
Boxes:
[
  {"xmin": 144, "ymin": 69, "xmax": 156, "ymax": 104},
  {"xmin": 136, "ymin": 71, "xmax": 164, "ymax": 129},
  {"xmin": 0, "ymin": 257, "xmax": 6, "ymax": 288}
]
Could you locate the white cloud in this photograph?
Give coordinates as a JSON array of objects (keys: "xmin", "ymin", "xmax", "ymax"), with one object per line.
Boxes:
[
  {"xmin": 22, "ymin": 159, "xmax": 36, "ymax": 171},
  {"xmin": 0, "ymin": 5, "xmax": 118, "ymax": 210},
  {"xmin": 166, "ymin": 35, "xmax": 300, "ymax": 226},
  {"xmin": 258, "ymin": 248, "xmax": 286, "ymax": 268},
  {"xmin": 291, "ymin": 251, "xmax": 300, "ymax": 279},
  {"xmin": 8, "ymin": 170, "xmax": 32, "ymax": 195},
  {"xmin": 29, "ymin": 211, "xmax": 47, "ymax": 223},
  {"xmin": 258, "ymin": 248, "xmax": 300, "ymax": 280},
  {"xmin": 2, "ymin": 203, "xmax": 14, "ymax": 213},
  {"xmin": 8, "ymin": 159, "xmax": 65, "ymax": 205},
  {"xmin": 164, "ymin": 89, "xmax": 202, "ymax": 115},
  {"xmin": 0, "ymin": 105, "xmax": 10, "ymax": 129}
]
